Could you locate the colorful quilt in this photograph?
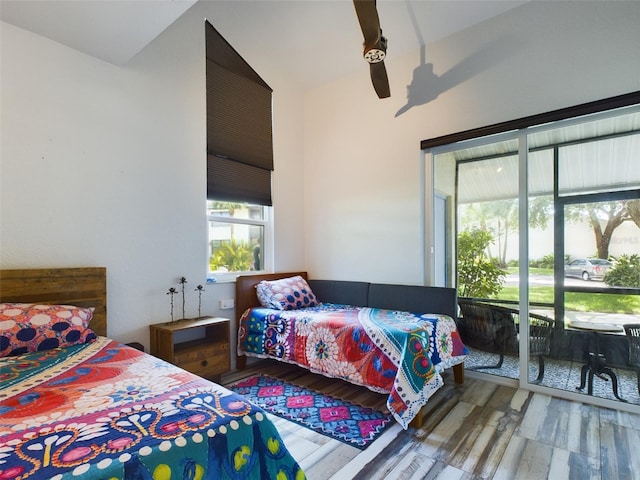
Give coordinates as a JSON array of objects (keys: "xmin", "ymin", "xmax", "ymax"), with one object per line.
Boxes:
[
  {"xmin": 0, "ymin": 337, "xmax": 304, "ymax": 480},
  {"xmin": 238, "ymin": 304, "xmax": 468, "ymax": 429}
]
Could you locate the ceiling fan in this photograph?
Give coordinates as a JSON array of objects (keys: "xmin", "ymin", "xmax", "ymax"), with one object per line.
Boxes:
[{"xmin": 353, "ymin": 0, "xmax": 390, "ymax": 99}]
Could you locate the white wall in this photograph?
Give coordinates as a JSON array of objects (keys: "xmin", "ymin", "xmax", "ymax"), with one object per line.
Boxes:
[
  {"xmin": 303, "ymin": 1, "xmax": 640, "ymax": 284},
  {"xmin": 0, "ymin": 3, "xmax": 307, "ymax": 353}
]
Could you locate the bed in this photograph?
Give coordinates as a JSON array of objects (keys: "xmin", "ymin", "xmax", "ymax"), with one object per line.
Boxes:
[
  {"xmin": 0, "ymin": 267, "xmax": 304, "ymax": 480},
  {"xmin": 236, "ymin": 272, "xmax": 468, "ymax": 429}
]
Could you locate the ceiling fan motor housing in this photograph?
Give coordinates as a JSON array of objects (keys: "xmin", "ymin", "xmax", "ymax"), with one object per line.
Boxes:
[
  {"xmin": 364, "ymin": 34, "xmax": 387, "ymax": 64},
  {"xmin": 364, "ymin": 47, "xmax": 385, "ymax": 63}
]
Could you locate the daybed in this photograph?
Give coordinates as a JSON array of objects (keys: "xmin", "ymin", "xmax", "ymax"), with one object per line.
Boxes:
[
  {"xmin": 0, "ymin": 267, "xmax": 303, "ymax": 480},
  {"xmin": 235, "ymin": 272, "xmax": 468, "ymax": 429}
]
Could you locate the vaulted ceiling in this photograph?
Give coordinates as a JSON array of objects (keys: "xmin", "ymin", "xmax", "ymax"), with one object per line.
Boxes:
[{"xmin": 0, "ymin": 0, "xmax": 528, "ymax": 91}]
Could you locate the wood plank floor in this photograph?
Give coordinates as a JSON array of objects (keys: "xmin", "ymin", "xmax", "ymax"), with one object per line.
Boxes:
[{"xmin": 222, "ymin": 361, "xmax": 640, "ymax": 479}]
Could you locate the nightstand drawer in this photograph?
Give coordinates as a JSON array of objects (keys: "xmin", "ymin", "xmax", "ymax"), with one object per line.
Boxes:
[
  {"xmin": 177, "ymin": 343, "xmax": 229, "ymax": 378},
  {"xmin": 174, "ymin": 341, "xmax": 227, "ymax": 363}
]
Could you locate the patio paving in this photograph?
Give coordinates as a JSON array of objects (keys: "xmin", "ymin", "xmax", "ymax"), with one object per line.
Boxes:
[{"xmin": 464, "ymin": 348, "xmax": 640, "ymax": 406}]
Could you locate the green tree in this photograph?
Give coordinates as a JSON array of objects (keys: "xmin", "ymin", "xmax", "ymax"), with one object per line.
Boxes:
[
  {"xmin": 210, "ymin": 238, "xmax": 252, "ymax": 272},
  {"xmin": 468, "ymin": 196, "xmax": 639, "ymax": 262},
  {"xmin": 626, "ymin": 199, "xmax": 640, "ymax": 228},
  {"xmin": 208, "ymin": 201, "xmax": 244, "ymax": 211},
  {"xmin": 461, "ymin": 200, "xmax": 517, "ymax": 267},
  {"xmin": 565, "ymin": 200, "xmax": 638, "ymax": 259},
  {"xmin": 457, "ymin": 229, "xmax": 507, "ymax": 298},
  {"xmin": 604, "ymin": 254, "xmax": 640, "ymax": 288},
  {"xmin": 460, "ymin": 196, "xmax": 551, "ymax": 267}
]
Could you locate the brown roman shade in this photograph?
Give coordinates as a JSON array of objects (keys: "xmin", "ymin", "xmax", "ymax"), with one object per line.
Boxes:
[{"xmin": 205, "ymin": 20, "xmax": 273, "ymax": 206}]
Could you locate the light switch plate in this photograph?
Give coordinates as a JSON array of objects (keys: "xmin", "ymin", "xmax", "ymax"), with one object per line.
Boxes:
[{"xmin": 219, "ymin": 298, "xmax": 235, "ymax": 309}]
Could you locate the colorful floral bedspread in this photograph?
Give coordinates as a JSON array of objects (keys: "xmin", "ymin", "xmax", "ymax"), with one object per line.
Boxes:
[
  {"xmin": 0, "ymin": 337, "xmax": 304, "ymax": 480},
  {"xmin": 238, "ymin": 304, "xmax": 468, "ymax": 429}
]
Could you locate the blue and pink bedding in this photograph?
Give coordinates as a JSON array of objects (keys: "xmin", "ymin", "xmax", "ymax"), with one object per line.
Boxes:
[
  {"xmin": 238, "ymin": 304, "xmax": 468, "ymax": 428},
  {"xmin": 0, "ymin": 337, "xmax": 304, "ymax": 480}
]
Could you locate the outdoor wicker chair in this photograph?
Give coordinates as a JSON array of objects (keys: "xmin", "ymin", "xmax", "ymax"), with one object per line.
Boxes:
[
  {"xmin": 623, "ymin": 324, "xmax": 640, "ymax": 394},
  {"xmin": 457, "ymin": 299, "xmax": 554, "ymax": 383}
]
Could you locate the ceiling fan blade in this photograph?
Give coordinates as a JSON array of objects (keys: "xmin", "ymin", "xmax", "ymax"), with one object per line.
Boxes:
[
  {"xmin": 370, "ymin": 61, "xmax": 390, "ymax": 99},
  {"xmin": 353, "ymin": 0, "xmax": 390, "ymax": 98},
  {"xmin": 353, "ymin": 0, "xmax": 381, "ymax": 48}
]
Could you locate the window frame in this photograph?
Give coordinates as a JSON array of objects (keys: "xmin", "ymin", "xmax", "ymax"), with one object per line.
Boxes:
[{"xmin": 206, "ymin": 202, "xmax": 273, "ymax": 283}]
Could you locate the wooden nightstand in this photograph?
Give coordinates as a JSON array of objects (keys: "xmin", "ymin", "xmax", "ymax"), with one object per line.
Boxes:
[{"xmin": 149, "ymin": 316, "xmax": 230, "ymax": 381}]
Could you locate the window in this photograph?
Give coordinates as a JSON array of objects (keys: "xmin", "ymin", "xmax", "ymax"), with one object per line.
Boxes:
[{"xmin": 207, "ymin": 201, "xmax": 271, "ymax": 280}]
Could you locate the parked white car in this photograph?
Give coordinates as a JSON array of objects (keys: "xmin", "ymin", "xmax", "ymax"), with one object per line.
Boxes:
[{"xmin": 564, "ymin": 258, "xmax": 612, "ymax": 281}]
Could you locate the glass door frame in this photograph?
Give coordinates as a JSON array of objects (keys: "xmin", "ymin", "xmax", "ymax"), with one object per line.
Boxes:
[{"xmin": 425, "ymin": 105, "xmax": 640, "ymax": 414}]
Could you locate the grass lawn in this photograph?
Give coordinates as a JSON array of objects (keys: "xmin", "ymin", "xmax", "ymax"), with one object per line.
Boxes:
[{"xmin": 497, "ymin": 285, "xmax": 640, "ymax": 314}]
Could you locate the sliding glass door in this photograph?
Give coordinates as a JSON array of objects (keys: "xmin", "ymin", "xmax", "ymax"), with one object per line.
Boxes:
[{"xmin": 429, "ymin": 103, "xmax": 640, "ymax": 409}]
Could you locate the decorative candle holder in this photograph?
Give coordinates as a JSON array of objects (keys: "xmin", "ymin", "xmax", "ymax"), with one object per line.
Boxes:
[
  {"xmin": 195, "ymin": 285, "xmax": 204, "ymax": 318},
  {"xmin": 166, "ymin": 287, "xmax": 178, "ymax": 322},
  {"xmin": 179, "ymin": 277, "xmax": 187, "ymax": 319}
]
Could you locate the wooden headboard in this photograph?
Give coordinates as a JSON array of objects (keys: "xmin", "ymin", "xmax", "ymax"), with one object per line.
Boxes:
[
  {"xmin": 0, "ymin": 267, "xmax": 107, "ymax": 337},
  {"xmin": 235, "ymin": 271, "xmax": 307, "ymax": 368}
]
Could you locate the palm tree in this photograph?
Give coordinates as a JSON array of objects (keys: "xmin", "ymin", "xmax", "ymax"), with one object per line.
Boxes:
[{"xmin": 210, "ymin": 239, "xmax": 252, "ymax": 272}]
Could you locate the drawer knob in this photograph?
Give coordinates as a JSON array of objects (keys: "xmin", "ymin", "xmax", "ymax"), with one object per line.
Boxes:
[{"xmin": 201, "ymin": 360, "xmax": 208, "ymax": 367}]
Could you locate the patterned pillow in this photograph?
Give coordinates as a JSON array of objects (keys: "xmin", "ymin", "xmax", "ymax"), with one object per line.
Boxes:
[
  {"xmin": 256, "ymin": 275, "xmax": 319, "ymax": 310},
  {"xmin": 0, "ymin": 303, "xmax": 96, "ymax": 357}
]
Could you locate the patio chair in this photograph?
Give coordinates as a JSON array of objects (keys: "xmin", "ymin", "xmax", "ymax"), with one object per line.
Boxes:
[
  {"xmin": 623, "ymin": 324, "xmax": 640, "ymax": 394},
  {"xmin": 457, "ymin": 299, "xmax": 554, "ymax": 383}
]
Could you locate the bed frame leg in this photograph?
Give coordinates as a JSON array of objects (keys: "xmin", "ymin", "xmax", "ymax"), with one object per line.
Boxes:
[
  {"xmin": 453, "ymin": 363, "xmax": 464, "ymax": 384},
  {"xmin": 237, "ymin": 355, "xmax": 247, "ymax": 370},
  {"xmin": 409, "ymin": 408, "xmax": 424, "ymax": 429},
  {"xmin": 409, "ymin": 364, "xmax": 464, "ymax": 430}
]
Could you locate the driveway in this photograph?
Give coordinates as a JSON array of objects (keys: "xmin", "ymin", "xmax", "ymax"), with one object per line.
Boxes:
[{"xmin": 505, "ymin": 274, "xmax": 601, "ymax": 287}]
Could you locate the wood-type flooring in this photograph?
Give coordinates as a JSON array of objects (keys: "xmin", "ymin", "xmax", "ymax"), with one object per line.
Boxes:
[{"xmin": 222, "ymin": 361, "xmax": 640, "ymax": 480}]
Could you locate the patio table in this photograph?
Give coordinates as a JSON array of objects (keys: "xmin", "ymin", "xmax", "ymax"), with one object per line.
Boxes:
[{"xmin": 570, "ymin": 320, "xmax": 626, "ymax": 402}]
